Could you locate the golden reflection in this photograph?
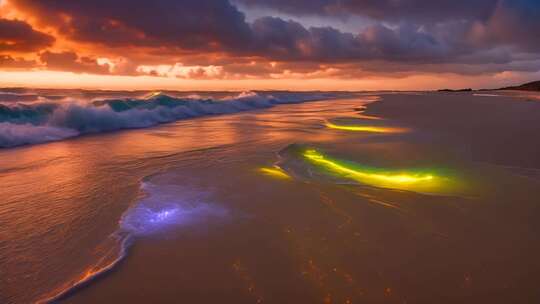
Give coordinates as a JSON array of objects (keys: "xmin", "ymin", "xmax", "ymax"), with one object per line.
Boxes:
[
  {"xmin": 317, "ymin": 189, "xmax": 352, "ymax": 229},
  {"xmin": 232, "ymin": 260, "xmax": 264, "ymax": 303},
  {"xmin": 145, "ymin": 91, "xmax": 163, "ymax": 99},
  {"xmin": 38, "ymin": 257, "xmax": 119, "ymax": 304},
  {"xmin": 325, "ymin": 122, "xmax": 407, "ymax": 133},
  {"xmin": 283, "ymin": 226, "xmax": 363, "ymax": 302},
  {"xmin": 259, "ymin": 166, "xmax": 291, "ymax": 180},
  {"xmin": 353, "ymin": 192, "xmax": 404, "ymax": 211}
]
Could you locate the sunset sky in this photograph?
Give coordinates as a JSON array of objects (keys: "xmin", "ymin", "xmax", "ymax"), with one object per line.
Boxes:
[{"xmin": 0, "ymin": 0, "xmax": 539, "ymax": 90}]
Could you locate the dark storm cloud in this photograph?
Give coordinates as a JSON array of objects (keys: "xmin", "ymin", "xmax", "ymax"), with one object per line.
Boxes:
[
  {"xmin": 11, "ymin": 0, "xmax": 462, "ymax": 63},
  {"xmin": 7, "ymin": 0, "xmax": 464, "ymax": 62},
  {"xmin": 0, "ymin": 19, "xmax": 54, "ymax": 52},
  {"xmin": 250, "ymin": 17, "xmax": 464, "ymax": 63},
  {"xmin": 235, "ymin": 0, "xmax": 500, "ymax": 23},
  {"xmin": 6, "ymin": 0, "xmax": 540, "ymax": 76},
  {"xmin": 39, "ymin": 51, "xmax": 110, "ymax": 74},
  {"xmin": 10, "ymin": 0, "xmax": 252, "ymax": 50},
  {"xmin": 239, "ymin": 0, "xmax": 540, "ymax": 50},
  {"xmin": 476, "ymin": 0, "xmax": 540, "ymax": 51}
]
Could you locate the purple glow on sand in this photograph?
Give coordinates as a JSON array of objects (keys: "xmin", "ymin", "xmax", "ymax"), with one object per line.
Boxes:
[
  {"xmin": 149, "ymin": 208, "xmax": 179, "ymax": 223},
  {"xmin": 119, "ymin": 182, "xmax": 228, "ymax": 236}
]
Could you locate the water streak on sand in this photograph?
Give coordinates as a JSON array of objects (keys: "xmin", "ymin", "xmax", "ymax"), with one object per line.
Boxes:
[
  {"xmin": 325, "ymin": 122, "xmax": 407, "ymax": 133},
  {"xmin": 259, "ymin": 166, "xmax": 292, "ymax": 179},
  {"xmin": 39, "ymin": 179, "xmax": 228, "ymax": 303},
  {"xmin": 38, "ymin": 235, "xmax": 132, "ymax": 304}
]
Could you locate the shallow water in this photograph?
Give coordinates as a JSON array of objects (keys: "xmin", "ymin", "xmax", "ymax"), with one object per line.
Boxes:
[{"xmin": 2, "ymin": 93, "xmax": 540, "ymax": 303}]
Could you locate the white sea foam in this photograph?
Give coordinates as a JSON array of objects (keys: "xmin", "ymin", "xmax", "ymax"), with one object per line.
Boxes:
[
  {"xmin": 0, "ymin": 122, "xmax": 79, "ymax": 147},
  {"xmin": 0, "ymin": 91, "xmax": 339, "ymax": 148}
]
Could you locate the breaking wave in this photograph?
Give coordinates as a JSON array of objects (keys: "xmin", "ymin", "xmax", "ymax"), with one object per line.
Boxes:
[
  {"xmin": 0, "ymin": 92, "xmax": 335, "ymax": 148},
  {"xmin": 0, "ymin": 91, "xmax": 339, "ymax": 148}
]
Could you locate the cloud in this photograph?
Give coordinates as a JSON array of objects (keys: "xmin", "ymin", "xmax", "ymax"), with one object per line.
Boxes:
[
  {"xmin": 9, "ymin": 0, "xmax": 529, "ymax": 64},
  {"xmin": 0, "ymin": 54, "xmax": 37, "ymax": 68},
  {"xmin": 470, "ymin": 0, "xmax": 540, "ymax": 51},
  {"xmin": 39, "ymin": 51, "xmax": 111, "ymax": 74},
  {"xmin": 249, "ymin": 17, "xmax": 462, "ymax": 63},
  {"xmin": 238, "ymin": 0, "xmax": 540, "ymax": 53},
  {"xmin": 0, "ymin": 18, "xmax": 54, "ymax": 52},
  {"xmin": 3, "ymin": 0, "xmax": 540, "ymax": 79},
  {"xmin": 235, "ymin": 0, "xmax": 499, "ymax": 23},
  {"xmin": 6, "ymin": 0, "xmax": 458, "ymax": 63},
  {"xmin": 9, "ymin": 0, "xmax": 252, "ymax": 50},
  {"xmin": 137, "ymin": 63, "xmax": 225, "ymax": 79}
]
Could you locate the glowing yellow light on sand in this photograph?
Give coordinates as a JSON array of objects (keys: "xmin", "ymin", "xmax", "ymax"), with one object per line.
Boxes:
[
  {"xmin": 325, "ymin": 122, "xmax": 406, "ymax": 133},
  {"xmin": 303, "ymin": 149, "xmax": 435, "ymax": 185},
  {"xmin": 145, "ymin": 91, "xmax": 162, "ymax": 99},
  {"xmin": 259, "ymin": 167, "xmax": 291, "ymax": 180}
]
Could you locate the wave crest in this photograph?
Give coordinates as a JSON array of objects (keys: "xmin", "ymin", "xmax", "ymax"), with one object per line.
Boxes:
[{"xmin": 0, "ymin": 91, "xmax": 337, "ymax": 148}]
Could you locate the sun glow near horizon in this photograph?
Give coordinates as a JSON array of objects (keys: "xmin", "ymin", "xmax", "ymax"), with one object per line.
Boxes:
[{"xmin": 1, "ymin": 70, "xmax": 535, "ymax": 91}]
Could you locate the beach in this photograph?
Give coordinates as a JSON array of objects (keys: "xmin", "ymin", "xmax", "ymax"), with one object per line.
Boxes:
[{"xmin": 2, "ymin": 91, "xmax": 540, "ymax": 303}]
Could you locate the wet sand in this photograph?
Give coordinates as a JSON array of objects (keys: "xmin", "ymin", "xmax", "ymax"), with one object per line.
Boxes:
[
  {"xmin": 364, "ymin": 91, "xmax": 540, "ymax": 168},
  {"xmin": 62, "ymin": 167, "xmax": 540, "ymax": 303}
]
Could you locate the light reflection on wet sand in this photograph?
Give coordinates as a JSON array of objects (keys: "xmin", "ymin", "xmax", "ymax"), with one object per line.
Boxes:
[{"xmin": 325, "ymin": 121, "xmax": 408, "ymax": 133}]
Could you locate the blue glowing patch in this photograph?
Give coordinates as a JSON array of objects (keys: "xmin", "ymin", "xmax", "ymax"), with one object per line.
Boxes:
[
  {"xmin": 149, "ymin": 208, "xmax": 178, "ymax": 223},
  {"xmin": 120, "ymin": 182, "xmax": 228, "ymax": 236}
]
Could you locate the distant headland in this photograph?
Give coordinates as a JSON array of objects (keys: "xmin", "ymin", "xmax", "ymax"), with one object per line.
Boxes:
[
  {"xmin": 438, "ymin": 80, "xmax": 540, "ymax": 92},
  {"xmin": 499, "ymin": 80, "xmax": 540, "ymax": 91}
]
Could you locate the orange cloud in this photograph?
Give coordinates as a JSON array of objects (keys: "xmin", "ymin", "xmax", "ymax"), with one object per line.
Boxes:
[{"xmin": 0, "ymin": 0, "xmax": 539, "ymax": 90}]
